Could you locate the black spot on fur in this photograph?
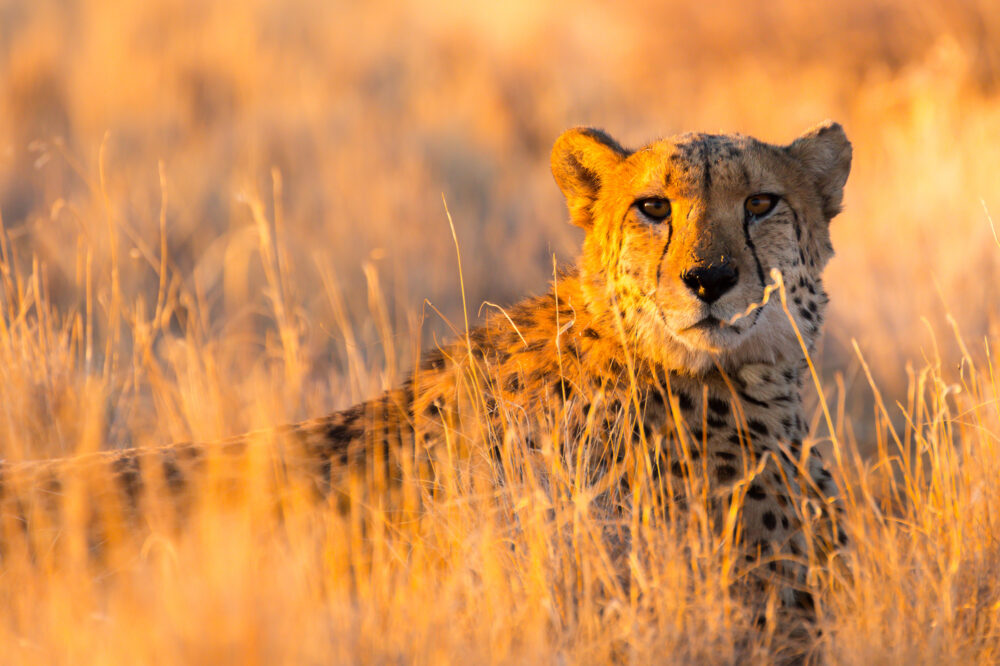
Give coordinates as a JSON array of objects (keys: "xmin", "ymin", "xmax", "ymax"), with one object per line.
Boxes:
[
  {"xmin": 378, "ymin": 435, "xmax": 392, "ymax": 465},
  {"xmin": 489, "ymin": 442, "xmax": 503, "ymax": 464},
  {"xmin": 747, "ymin": 483, "xmax": 767, "ymax": 500},
  {"xmin": 715, "ymin": 465, "xmax": 737, "ymax": 482},
  {"xmin": 716, "ymin": 451, "xmax": 736, "ymax": 461},
  {"xmin": 554, "ymin": 378, "xmax": 573, "ymax": 399},
  {"xmin": 113, "ymin": 455, "xmax": 143, "ymax": 507},
  {"xmin": 161, "ymin": 454, "xmax": 186, "ymax": 494},
  {"xmin": 423, "ymin": 403, "xmax": 442, "ymax": 422},
  {"xmin": 582, "ymin": 327, "xmax": 601, "ymax": 339},
  {"xmin": 748, "ymin": 419, "xmax": 769, "ymax": 436},
  {"xmin": 616, "ymin": 445, "xmax": 627, "ymax": 463},
  {"xmin": 738, "ymin": 391, "xmax": 769, "ymax": 408},
  {"xmin": 528, "ymin": 368, "xmax": 549, "ymax": 388},
  {"xmin": 526, "ymin": 339, "xmax": 548, "ymax": 354},
  {"xmin": 762, "ymin": 511, "xmax": 778, "ymax": 530},
  {"xmin": 792, "ymin": 590, "xmax": 816, "ymax": 613},
  {"xmin": 632, "ymin": 420, "xmax": 654, "ymax": 441},
  {"xmin": 708, "ymin": 397, "xmax": 729, "ymax": 415},
  {"xmin": 325, "ymin": 411, "xmax": 362, "ymax": 444},
  {"xmin": 675, "ymin": 392, "xmax": 694, "ymax": 412},
  {"xmin": 707, "ymin": 416, "xmax": 727, "ymax": 429}
]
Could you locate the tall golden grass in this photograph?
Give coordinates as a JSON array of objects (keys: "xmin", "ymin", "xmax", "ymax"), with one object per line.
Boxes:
[{"xmin": 1, "ymin": 0, "xmax": 999, "ymax": 662}]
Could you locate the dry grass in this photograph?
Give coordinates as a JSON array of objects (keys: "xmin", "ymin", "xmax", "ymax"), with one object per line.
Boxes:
[{"xmin": 1, "ymin": 0, "xmax": 1000, "ymax": 662}]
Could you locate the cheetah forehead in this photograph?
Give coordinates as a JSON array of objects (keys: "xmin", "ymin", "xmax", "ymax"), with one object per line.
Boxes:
[{"xmin": 624, "ymin": 132, "xmax": 789, "ymax": 197}]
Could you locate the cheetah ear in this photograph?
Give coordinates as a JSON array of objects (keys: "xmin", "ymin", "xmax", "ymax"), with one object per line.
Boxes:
[
  {"xmin": 551, "ymin": 127, "xmax": 629, "ymax": 229},
  {"xmin": 787, "ymin": 120, "xmax": 852, "ymax": 220}
]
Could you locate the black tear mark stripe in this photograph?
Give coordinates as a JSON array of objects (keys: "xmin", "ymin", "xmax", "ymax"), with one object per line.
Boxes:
[
  {"xmin": 654, "ymin": 219, "xmax": 673, "ymax": 286},
  {"xmin": 716, "ymin": 136, "xmax": 764, "ymax": 287},
  {"xmin": 742, "ymin": 216, "xmax": 767, "ymax": 287},
  {"xmin": 747, "ymin": 301, "xmax": 764, "ymax": 330}
]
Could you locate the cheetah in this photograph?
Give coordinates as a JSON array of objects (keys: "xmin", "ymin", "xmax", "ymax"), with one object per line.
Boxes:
[{"xmin": 1, "ymin": 122, "xmax": 851, "ymax": 609}]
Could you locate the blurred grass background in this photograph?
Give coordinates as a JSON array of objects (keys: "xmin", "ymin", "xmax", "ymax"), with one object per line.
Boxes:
[{"xmin": 1, "ymin": 0, "xmax": 1000, "ymax": 662}]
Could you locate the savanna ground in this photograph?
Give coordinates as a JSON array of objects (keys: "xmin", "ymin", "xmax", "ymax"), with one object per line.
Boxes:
[{"xmin": 1, "ymin": 0, "xmax": 1000, "ymax": 663}]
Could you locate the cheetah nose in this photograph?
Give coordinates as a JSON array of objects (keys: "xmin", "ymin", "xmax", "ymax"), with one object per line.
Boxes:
[{"xmin": 681, "ymin": 260, "xmax": 739, "ymax": 303}]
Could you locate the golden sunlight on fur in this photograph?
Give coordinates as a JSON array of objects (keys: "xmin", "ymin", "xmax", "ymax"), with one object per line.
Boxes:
[{"xmin": 0, "ymin": 0, "xmax": 999, "ymax": 663}]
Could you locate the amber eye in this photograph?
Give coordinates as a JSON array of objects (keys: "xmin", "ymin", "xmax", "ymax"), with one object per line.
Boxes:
[
  {"xmin": 638, "ymin": 198, "xmax": 671, "ymax": 221},
  {"xmin": 745, "ymin": 193, "xmax": 779, "ymax": 218}
]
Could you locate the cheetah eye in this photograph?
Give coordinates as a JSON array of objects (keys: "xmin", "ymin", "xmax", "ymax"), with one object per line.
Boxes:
[
  {"xmin": 745, "ymin": 193, "xmax": 779, "ymax": 219},
  {"xmin": 637, "ymin": 197, "xmax": 671, "ymax": 221}
]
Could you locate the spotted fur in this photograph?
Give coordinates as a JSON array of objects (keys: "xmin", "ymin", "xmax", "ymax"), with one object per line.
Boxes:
[{"xmin": 1, "ymin": 123, "xmax": 851, "ymax": 607}]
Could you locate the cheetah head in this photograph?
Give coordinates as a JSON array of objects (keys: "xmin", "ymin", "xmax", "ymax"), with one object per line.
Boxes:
[{"xmin": 551, "ymin": 122, "xmax": 851, "ymax": 375}]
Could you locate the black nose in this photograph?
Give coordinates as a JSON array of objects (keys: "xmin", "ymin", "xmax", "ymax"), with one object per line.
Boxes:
[{"xmin": 681, "ymin": 260, "xmax": 739, "ymax": 303}]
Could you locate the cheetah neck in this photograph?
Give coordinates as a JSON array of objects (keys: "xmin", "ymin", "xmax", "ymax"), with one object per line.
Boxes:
[{"xmin": 418, "ymin": 268, "xmax": 813, "ymax": 437}]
